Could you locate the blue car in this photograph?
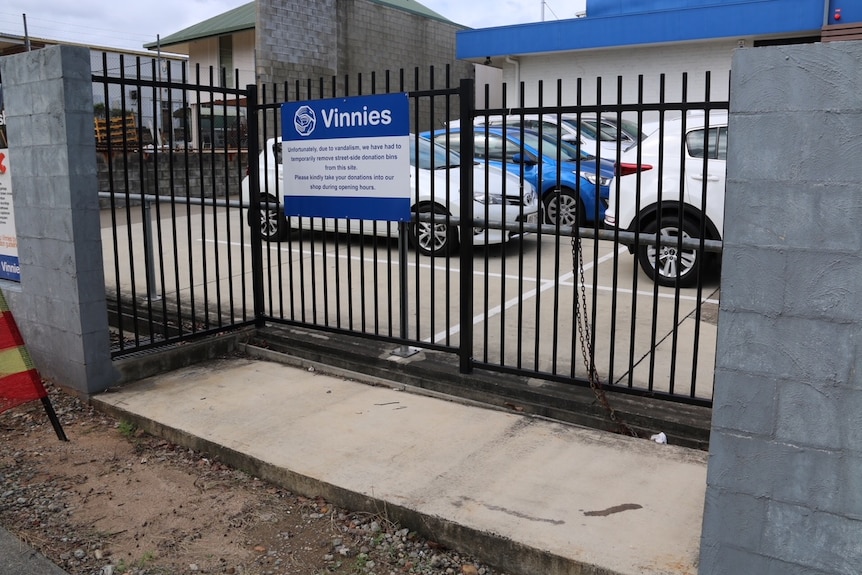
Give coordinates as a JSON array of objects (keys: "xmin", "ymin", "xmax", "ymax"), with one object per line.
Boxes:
[{"xmin": 425, "ymin": 127, "xmax": 615, "ymax": 227}]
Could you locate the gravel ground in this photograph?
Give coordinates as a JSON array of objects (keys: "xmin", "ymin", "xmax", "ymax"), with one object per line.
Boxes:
[{"xmin": 0, "ymin": 382, "xmax": 511, "ymax": 575}]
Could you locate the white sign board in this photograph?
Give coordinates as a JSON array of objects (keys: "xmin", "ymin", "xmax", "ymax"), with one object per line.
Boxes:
[{"xmin": 281, "ymin": 93, "xmax": 410, "ymax": 221}]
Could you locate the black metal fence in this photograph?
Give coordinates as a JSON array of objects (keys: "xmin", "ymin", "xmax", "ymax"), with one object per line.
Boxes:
[
  {"xmin": 95, "ymin": 59, "xmax": 727, "ymax": 408},
  {"xmin": 93, "ymin": 55, "xmax": 256, "ymax": 354}
]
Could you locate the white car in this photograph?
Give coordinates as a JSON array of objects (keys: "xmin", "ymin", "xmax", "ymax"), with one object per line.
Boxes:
[
  {"xmin": 603, "ymin": 111, "xmax": 728, "ymax": 287},
  {"xmin": 474, "ymin": 113, "xmax": 646, "ymax": 159},
  {"xmin": 240, "ymin": 136, "xmax": 539, "ymax": 257}
]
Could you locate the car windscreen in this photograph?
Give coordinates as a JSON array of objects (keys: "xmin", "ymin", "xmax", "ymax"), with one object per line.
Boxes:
[
  {"xmin": 519, "ymin": 131, "xmax": 583, "ymax": 162},
  {"xmin": 560, "ymin": 118, "xmax": 599, "ymax": 140},
  {"xmin": 616, "ymin": 118, "xmax": 647, "ymax": 141},
  {"xmin": 412, "ymin": 136, "xmax": 460, "ymax": 169}
]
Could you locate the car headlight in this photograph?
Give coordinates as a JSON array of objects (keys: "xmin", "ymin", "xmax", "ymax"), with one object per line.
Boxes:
[
  {"xmin": 475, "ymin": 191, "xmax": 504, "ymax": 205},
  {"xmin": 583, "ymin": 172, "xmax": 612, "ymax": 187}
]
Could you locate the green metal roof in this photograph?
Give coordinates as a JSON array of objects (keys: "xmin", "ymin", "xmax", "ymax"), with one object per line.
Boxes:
[
  {"xmin": 144, "ymin": 2, "xmax": 256, "ymax": 49},
  {"xmin": 144, "ymin": 0, "xmax": 464, "ymax": 50},
  {"xmin": 365, "ymin": 0, "xmax": 462, "ymax": 25}
]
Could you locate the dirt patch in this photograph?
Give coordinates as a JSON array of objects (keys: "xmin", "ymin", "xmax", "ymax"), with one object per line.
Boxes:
[{"xmin": 1, "ymin": 383, "xmax": 506, "ymax": 575}]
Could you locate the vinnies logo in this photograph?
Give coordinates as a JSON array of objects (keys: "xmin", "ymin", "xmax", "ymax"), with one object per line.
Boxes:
[
  {"xmin": 293, "ymin": 106, "xmax": 317, "ymax": 137},
  {"xmin": 294, "ymin": 103, "xmax": 394, "ymax": 137}
]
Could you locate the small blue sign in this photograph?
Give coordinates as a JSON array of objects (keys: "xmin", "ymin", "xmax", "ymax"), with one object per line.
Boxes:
[
  {"xmin": 281, "ymin": 93, "xmax": 411, "ymax": 221},
  {"xmin": 0, "ymin": 254, "xmax": 20, "ymax": 282}
]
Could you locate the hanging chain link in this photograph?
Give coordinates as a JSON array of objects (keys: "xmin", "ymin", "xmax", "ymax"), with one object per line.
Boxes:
[{"xmin": 571, "ymin": 226, "xmax": 638, "ymax": 438}]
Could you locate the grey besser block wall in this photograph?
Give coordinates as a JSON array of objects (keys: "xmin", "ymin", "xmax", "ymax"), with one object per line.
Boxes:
[
  {"xmin": 255, "ymin": 0, "xmax": 472, "ymax": 135},
  {"xmin": 0, "ymin": 45, "xmax": 116, "ymax": 395},
  {"xmin": 256, "ymin": 0, "xmax": 338, "ymax": 88},
  {"xmin": 700, "ymin": 41, "xmax": 862, "ymax": 574}
]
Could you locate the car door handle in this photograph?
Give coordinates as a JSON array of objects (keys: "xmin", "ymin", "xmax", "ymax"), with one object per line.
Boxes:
[{"xmin": 691, "ymin": 174, "xmax": 720, "ymax": 182}]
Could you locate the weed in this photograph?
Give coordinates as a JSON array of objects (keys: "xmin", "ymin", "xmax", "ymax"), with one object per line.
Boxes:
[
  {"xmin": 117, "ymin": 420, "xmax": 137, "ymax": 439},
  {"xmin": 139, "ymin": 550, "xmax": 155, "ymax": 565},
  {"xmin": 354, "ymin": 553, "xmax": 369, "ymax": 570},
  {"xmin": 115, "ymin": 550, "xmax": 156, "ymax": 571}
]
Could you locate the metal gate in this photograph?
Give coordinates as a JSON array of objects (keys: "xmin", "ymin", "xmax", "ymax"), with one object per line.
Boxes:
[{"xmin": 94, "ymin": 54, "xmax": 257, "ymax": 354}]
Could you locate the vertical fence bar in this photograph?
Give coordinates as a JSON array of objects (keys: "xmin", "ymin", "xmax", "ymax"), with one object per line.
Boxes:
[
  {"xmin": 398, "ymin": 222, "xmax": 410, "ymax": 350},
  {"xmin": 458, "ymin": 78, "xmax": 475, "ymax": 373},
  {"xmin": 142, "ymin": 199, "xmax": 160, "ymax": 300}
]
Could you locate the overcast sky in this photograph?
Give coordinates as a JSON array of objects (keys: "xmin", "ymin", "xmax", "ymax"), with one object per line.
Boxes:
[{"xmin": 0, "ymin": 0, "xmax": 587, "ymax": 53}]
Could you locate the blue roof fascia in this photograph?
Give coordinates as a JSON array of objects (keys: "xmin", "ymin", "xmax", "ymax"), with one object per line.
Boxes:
[{"xmin": 457, "ymin": 0, "xmax": 827, "ymax": 59}]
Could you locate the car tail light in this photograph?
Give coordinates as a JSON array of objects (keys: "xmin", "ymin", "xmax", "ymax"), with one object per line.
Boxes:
[{"xmin": 615, "ymin": 162, "xmax": 653, "ymax": 177}]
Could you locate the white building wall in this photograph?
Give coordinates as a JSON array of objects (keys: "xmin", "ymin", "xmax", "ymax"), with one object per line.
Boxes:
[
  {"xmin": 499, "ymin": 39, "xmax": 740, "ymax": 119},
  {"xmin": 189, "ymin": 37, "xmax": 219, "ymax": 82},
  {"xmin": 186, "ymin": 30, "xmax": 254, "ymax": 87},
  {"xmin": 232, "ymin": 29, "xmax": 256, "ymax": 88}
]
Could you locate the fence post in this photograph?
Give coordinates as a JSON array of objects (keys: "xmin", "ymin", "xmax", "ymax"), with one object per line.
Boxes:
[
  {"xmin": 246, "ymin": 84, "xmax": 265, "ymax": 327},
  {"xmin": 458, "ymin": 78, "xmax": 474, "ymax": 374},
  {"xmin": 142, "ymin": 199, "xmax": 161, "ymax": 300}
]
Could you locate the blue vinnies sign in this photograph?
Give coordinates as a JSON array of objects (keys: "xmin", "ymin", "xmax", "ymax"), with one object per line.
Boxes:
[{"xmin": 281, "ymin": 93, "xmax": 411, "ymax": 221}]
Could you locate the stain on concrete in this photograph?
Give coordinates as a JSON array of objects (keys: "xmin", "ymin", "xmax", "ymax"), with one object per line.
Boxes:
[{"xmin": 583, "ymin": 503, "xmax": 643, "ymax": 517}]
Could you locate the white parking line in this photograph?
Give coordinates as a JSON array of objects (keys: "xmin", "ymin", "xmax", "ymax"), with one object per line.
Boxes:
[
  {"xmin": 424, "ymin": 246, "xmax": 630, "ymax": 343},
  {"xmin": 209, "ymin": 238, "xmax": 539, "ymax": 283},
  {"xmin": 560, "ymin": 281, "xmax": 721, "ymax": 306}
]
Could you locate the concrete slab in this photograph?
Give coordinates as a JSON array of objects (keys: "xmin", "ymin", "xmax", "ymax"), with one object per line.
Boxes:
[
  {"xmin": 93, "ymin": 357, "xmax": 708, "ymax": 575},
  {"xmin": 0, "ymin": 526, "xmax": 70, "ymax": 575}
]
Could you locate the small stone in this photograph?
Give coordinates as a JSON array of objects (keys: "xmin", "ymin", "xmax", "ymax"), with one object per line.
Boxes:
[
  {"xmin": 461, "ymin": 565, "xmax": 479, "ymax": 575},
  {"xmin": 73, "ymin": 549, "xmax": 86, "ymax": 559},
  {"xmin": 189, "ymin": 564, "xmax": 199, "ymax": 571},
  {"xmin": 99, "ymin": 566, "xmax": 113, "ymax": 575}
]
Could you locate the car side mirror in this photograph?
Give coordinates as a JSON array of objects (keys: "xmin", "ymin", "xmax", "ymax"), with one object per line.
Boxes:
[{"xmin": 512, "ymin": 153, "xmax": 536, "ymax": 166}]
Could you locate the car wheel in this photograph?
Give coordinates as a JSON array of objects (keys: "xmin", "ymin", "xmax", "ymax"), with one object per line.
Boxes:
[
  {"xmin": 637, "ymin": 217, "xmax": 701, "ymax": 287},
  {"xmin": 249, "ymin": 195, "xmax": 287, "ymax": 242},
  {"xmin": 542, "ymin": 187, "xmax": 582, "ymax": 227},
  {"xmin": 410, "ymin": 205, "xmax": 457, "ymax": 257}
]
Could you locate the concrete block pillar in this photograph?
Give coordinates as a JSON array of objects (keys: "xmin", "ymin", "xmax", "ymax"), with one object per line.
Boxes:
[
  {"xmin": 0, "ymin": 45, "xmax": 116, "ymax": 395},
  {"xmin": 700, "ymin": 41, "xmax": 862, "ymax": 573}
]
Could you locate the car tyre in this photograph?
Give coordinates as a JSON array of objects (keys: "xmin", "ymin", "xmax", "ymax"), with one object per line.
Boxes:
[
  {"xmin": 637, "ymin": 217, "xmax": 701, "ymax": 287},
  {"xmin": 542, "ymin": 187, "xmax": 582, "ymax": 227},
  {"xmin": 410, "ymin": 205, "xmax": 457, "ymax": 257}
]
